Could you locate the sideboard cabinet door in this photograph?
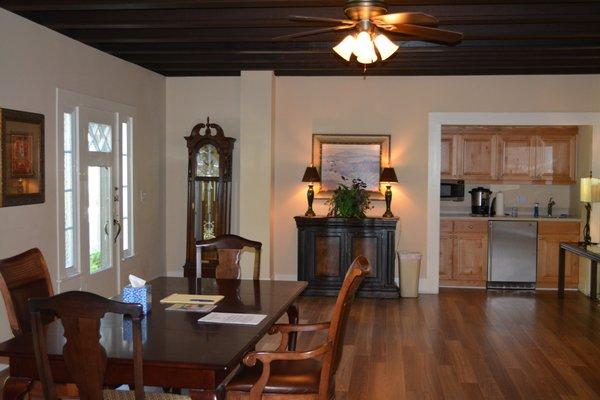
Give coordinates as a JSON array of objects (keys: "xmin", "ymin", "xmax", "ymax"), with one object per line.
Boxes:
[{"xmin": 296, "ymin": 217, "xmax": 399, "ymax": 298}]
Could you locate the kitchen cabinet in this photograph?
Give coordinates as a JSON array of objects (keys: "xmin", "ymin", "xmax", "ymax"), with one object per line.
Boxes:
[
  {"xmin": 441, "ymin": 134, "xmax": 457, "ymax": 179},
  {"xmin": 536, "ymin": 134, "xmax": 576, "ymax": 183},
  {"xmin": 439, "ymin": 221, "xmax": 454, "ymax": 280},
  {"xmin": 496, "ymin": 134, "xmax": 536, "ymax": 182},
  {"xmin": 457, "ymin": 134, "xmax": 496, "ymax": 181},
  {"xmin": 439, "ymin": 220, "xmax": 488, "ymax": 287},
  {"xmin": 537, "ymin": 221, "xmax": 580, "ymax": 289},
  {"xmin": 441, "ymin": 125, "xmax": 577, "ymax": 184}
]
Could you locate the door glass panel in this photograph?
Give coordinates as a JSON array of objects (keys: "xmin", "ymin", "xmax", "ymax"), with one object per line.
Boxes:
[
  {"xmin": 88, "ymin": 166, "xmax": 112, "ymax": 274},
  {"xmin": 88, "ymin": 122, "xmax": 112, "ymax": 152}
]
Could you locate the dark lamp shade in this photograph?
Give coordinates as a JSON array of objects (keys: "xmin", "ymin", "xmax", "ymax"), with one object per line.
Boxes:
[
  {"xmin": 380, "ymin": 167, "xmax": 398, "ymax": 183},
  {"xmin": 302, "ymin": 166, "xmax": 321, "ymax": 183}
]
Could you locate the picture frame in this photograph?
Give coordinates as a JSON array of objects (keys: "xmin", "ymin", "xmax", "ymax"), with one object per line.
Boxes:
[
  {"xmin": 0, "ymin": 108, "xmax": 45, "ymax": 207},
  {"xmin": 312, "ymin": 134, "xmax": 390, "ymax": 200}
]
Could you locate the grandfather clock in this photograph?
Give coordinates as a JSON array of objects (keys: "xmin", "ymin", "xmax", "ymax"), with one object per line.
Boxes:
[{"xmin": 183, "ymin": 118, "xmax": 235, "ymax": 278}]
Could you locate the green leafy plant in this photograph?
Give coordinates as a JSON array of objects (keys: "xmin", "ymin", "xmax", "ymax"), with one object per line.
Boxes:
[
  {"xmin": 326, "ymin": 177, "xmax": 372, "ymax": 218},
  {"xmin": 90, "ymin": 251, "xmax": 102, "ymax": 273}
]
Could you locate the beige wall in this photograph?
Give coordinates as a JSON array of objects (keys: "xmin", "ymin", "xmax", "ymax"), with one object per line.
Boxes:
[
  {"xmin": 0, "ymin": 9, "xmax": 166, "ymax": 342},
  {"xmin": 165, "ymin": 77, "xmax": 241, "ymax": 276},
  {"xmin": 273, "ymin": 75, "xmax": 600, "ymax": 281},
  {"xmin": 165, "ymin": 74, "xmax": 600, "ymax": 284}
]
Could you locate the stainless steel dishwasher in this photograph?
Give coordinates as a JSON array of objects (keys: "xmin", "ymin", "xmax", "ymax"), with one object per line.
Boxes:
[{"xmin": 488, "ymin": 220, "xmax": 537, "ymax": 289}]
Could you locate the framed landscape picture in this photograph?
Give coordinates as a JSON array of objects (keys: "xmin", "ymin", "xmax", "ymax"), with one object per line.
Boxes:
[
  {"xmin": 0, "ymin": 108, "xmax": 45, "ymax": 207},
  {"xmin": 312, "ymin": 134, "xmax": 390, "ymax": 199}
]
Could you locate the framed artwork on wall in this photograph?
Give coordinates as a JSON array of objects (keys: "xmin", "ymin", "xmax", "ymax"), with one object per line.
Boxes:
[
  {"xmin": 0, "ymin": 108, "xmax": 45, "ymax": 207},
  {"xmin": 312, "ymin": 134, "xmax": 390, "ymax": 199}
]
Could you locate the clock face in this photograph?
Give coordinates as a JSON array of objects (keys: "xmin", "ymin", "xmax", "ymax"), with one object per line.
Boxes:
[{"xmin": 196, "ymin": 144, "xmax": 220, "ymax": 177}]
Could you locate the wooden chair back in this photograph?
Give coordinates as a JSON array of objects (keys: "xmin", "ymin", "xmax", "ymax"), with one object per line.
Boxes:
[
  {"xmin": 196, "ymin": 234, "xmax": 262, "ymax": 280},
  {"xmin": 320, "ymin": 256, "xmax": 370, "ymax": 394},
  {"xmin": 0, "ymin": 248, "xmax": 54, "ymax": 335},
  {"xmin": 28, "ymin": 291, "xmax": 144, "ymax": 400}
]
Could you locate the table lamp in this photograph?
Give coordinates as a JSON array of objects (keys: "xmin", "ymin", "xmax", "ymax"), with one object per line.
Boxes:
[
  {"xmin": 380, "ymin": 167, "xmax": 398, "ymax": 218},
  {"xmin": 580, "ymin": 171, "xmax": 600, "ymax": 246},
  {"xmin": 301, "ymin": 165, "xmax": 321, "ymax": 217}
]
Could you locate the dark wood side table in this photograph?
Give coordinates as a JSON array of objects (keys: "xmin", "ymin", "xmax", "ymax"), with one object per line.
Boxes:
[{"xmin": 559, "ymin": 242, "xmax": 598, "ymax": 300}]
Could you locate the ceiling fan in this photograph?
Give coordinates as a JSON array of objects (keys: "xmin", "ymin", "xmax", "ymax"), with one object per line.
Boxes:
[{"xmin": 275, "ymin": 0, "xmax": 463, "ymax": 65}]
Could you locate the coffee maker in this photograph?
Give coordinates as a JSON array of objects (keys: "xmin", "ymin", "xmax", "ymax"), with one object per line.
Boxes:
[{"xmin": 469, "ymin": 187, "xmax": 492, "ymax": 216}]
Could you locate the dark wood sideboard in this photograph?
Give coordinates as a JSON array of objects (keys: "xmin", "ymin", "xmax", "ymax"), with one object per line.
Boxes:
[{"xmin": 295, "ymin": 216, "xmax": 399, "ymax": 298}]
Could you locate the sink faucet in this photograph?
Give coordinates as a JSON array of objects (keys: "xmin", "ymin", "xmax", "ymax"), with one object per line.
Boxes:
[{"xmin": 547, "ymin": 197, "xmax": 556, "ymax": 217}]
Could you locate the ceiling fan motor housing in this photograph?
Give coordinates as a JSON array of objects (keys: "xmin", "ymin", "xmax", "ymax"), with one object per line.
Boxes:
[{"xmin": 344, "ymin": 0, "xmax": 388, "ymax": 20}]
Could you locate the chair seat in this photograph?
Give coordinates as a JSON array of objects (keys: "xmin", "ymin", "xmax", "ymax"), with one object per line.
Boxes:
[
  {"xmin": 226, "ymin": 358, "xmax": 322, "ymax": 395},
  {"xmin": 103, "ymin": 389, "xmax": 191, "ymax": 400}
]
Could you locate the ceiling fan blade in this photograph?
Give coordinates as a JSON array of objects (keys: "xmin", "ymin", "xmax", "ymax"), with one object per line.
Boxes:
[
  {"xmin": 289, "ymin": 15, "xmax": 356, "ymax": 25},
  {"xmin": 273, "ymin": 24, "xmax": 356, "ymax": 40},
  {"xmin": 372, "ymin": 12, "xmax": 439, "ymax": 27},
  {"xmin": 378, "ymin": 23, "xmax": 463, "ymax": 45}
]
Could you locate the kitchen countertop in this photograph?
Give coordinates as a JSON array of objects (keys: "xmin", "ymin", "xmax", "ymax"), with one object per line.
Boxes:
[{"xmin": 440, "ymin": 214, "xmax": 582, "ymax": 222}]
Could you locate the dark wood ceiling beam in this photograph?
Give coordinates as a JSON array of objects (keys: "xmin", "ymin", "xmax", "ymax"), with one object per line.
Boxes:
[
  {"xmin": 135, "ymin": 55, "xmax": 600, "ymax": 69},
  {"xmin": 3, "ymin": 0, "xmax": 592, "ymax": 11},
  {"xmin": 152, "ymin": 63, "xmax": 600, "ymax": 75},
  {"xmin": 119, "ymin": 50, "xmax": 600, "ymax": 64},
  {"xmin": 58, "ymin": 23, "xmax": 600, "ymax": 44},
  {"xmin": 17, "ymin": 4, "xmax": 600, "ymax": 29},
  {"xmin": 93, "ymin": 40, "xmax": 600, "ymax": 55}
]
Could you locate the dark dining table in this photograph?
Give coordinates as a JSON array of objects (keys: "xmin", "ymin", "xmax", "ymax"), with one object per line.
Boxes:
[{"xmin": 0, "ymin": 277, "xmax": 307, "ymax": 400}]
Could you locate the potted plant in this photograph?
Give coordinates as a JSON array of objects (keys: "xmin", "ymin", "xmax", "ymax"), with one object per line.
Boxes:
[{"xmin": 326, "ymin": 178, "xmax": 372, "ymax": 218}]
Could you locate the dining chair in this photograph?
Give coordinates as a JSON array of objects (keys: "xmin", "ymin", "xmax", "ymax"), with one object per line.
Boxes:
[
  {"xmin": 196, "ymin": 234, "xmax": 262, "ymax": 280},
  {"xmin": 197, "ymin": 234, "xmax": 301, "ymax": 351},
  {"xmin": 225, "ymin": 256, "xmax": 371, "ymax": 400},
  {"xmin": 0, "ymin": 248, "xmax": 54, "ymax": 336},
  {"xmin": 28, "ymin": 290, "xmax": 191, "ymax": 400},
  {"xmin": 0, "ymin": 248, "xmax": 81, "ymax": 399}
]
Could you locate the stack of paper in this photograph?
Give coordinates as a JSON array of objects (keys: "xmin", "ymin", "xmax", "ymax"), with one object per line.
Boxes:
[
  {"xmin": 166, "ymin": 304, "xmax": 216, "ymax": 313},
  {"xmin": 160, "ymin": 294, "xmax": 224, "ymax": 305},
  {"xmin": 198, "ymin": 312, "xmax": 267, "ymax": 325}
]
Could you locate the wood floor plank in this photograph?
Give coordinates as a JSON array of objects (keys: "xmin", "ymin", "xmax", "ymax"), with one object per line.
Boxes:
[{"xmin": 254, "ymin": 289, "xmax": 600, "ymax": 399}]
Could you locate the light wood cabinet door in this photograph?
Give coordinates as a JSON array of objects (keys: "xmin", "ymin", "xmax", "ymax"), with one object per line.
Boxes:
[
  {"xmin": 453, "ymin": 232, "xmax": 488, "ymax": 283},
  {"xmin": 457, "ymin": 134, "xmax": 496, "ymax": 181},
  {"xmin": 441, "ymin": 134, "xmax": 456, "ymax": 179},
  {"xmin": 537, "ymin": 234, "xmax": 580, "ymax": 288},
  {"xmin": 439, "ymin": 233, "xmax": 454, "ymax": 280},
  {"xmin": 497, "ymin": 134, "xmax": 536, "ymax": 182},
  {"xmin": 536, "ymin": 134, "xmax": 576, "ymax": 183}
]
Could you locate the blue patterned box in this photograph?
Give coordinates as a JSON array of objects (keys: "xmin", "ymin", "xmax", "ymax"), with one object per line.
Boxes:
[{"xmin": 122, "ymin": 284, "xmax": 152, "ymax": 314}]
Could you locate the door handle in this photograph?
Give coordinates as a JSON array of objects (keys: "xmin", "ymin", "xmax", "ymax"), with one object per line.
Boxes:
[
  {"xmin": 104, "ymin": 219, "xmax": 122, "ymax": 243},
  {"xmin": 113, "ymin": 219, "xmax": 122, "ymax": 244}
]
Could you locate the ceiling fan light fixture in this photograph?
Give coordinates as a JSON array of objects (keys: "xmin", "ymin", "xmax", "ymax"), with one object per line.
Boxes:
[
  {"xmin": 333, "ymin": 34, "xmax": 356, "ymax": 61},
  {"xmin": 373, "ymin": 33, "xmax": 399, "ymax": 60},
  {"xmin": 354, "ymin": 31, "xmax": 378, "ymax": 64}
]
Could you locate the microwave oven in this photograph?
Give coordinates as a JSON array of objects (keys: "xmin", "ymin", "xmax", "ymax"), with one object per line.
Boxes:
[{"xmin": 441, "ymin": 179, "xmax": 465, "ymax": 201}]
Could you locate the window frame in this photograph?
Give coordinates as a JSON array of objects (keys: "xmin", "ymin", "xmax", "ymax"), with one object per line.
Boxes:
[
  {"xmin": 120, "ymin": 116, "xmax": 135, "ymax": 260},
  {"xmin": 60, "ymin": 108, "xmax": 80, "ymax": 280}
]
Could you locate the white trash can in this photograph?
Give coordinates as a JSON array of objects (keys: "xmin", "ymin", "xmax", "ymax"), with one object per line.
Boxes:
[{"xmin": 398, "ymin": 251, "xmax": 422, "ymax": 298}]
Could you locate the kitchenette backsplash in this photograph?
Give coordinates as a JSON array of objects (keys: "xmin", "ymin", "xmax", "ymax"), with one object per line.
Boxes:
[{"xmin": 441, "ymin": 183, "xmax": 575, "ymax": 217}]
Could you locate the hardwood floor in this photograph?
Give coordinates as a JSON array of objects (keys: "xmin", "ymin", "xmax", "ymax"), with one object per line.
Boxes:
[{"xmin": 258, "ymin": 289, "xmax": 600, "ymax": 400}]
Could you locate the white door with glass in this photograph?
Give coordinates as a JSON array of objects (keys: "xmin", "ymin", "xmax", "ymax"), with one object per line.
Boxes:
[{"xmin": 78, "ymin": 107, "xmax": 119, "ymax": 297}]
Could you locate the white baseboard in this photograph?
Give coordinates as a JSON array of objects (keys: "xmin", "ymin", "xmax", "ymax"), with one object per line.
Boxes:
[{"xmin": 274, "ymin": 274, "xmax": 297, "ymax": 281}]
